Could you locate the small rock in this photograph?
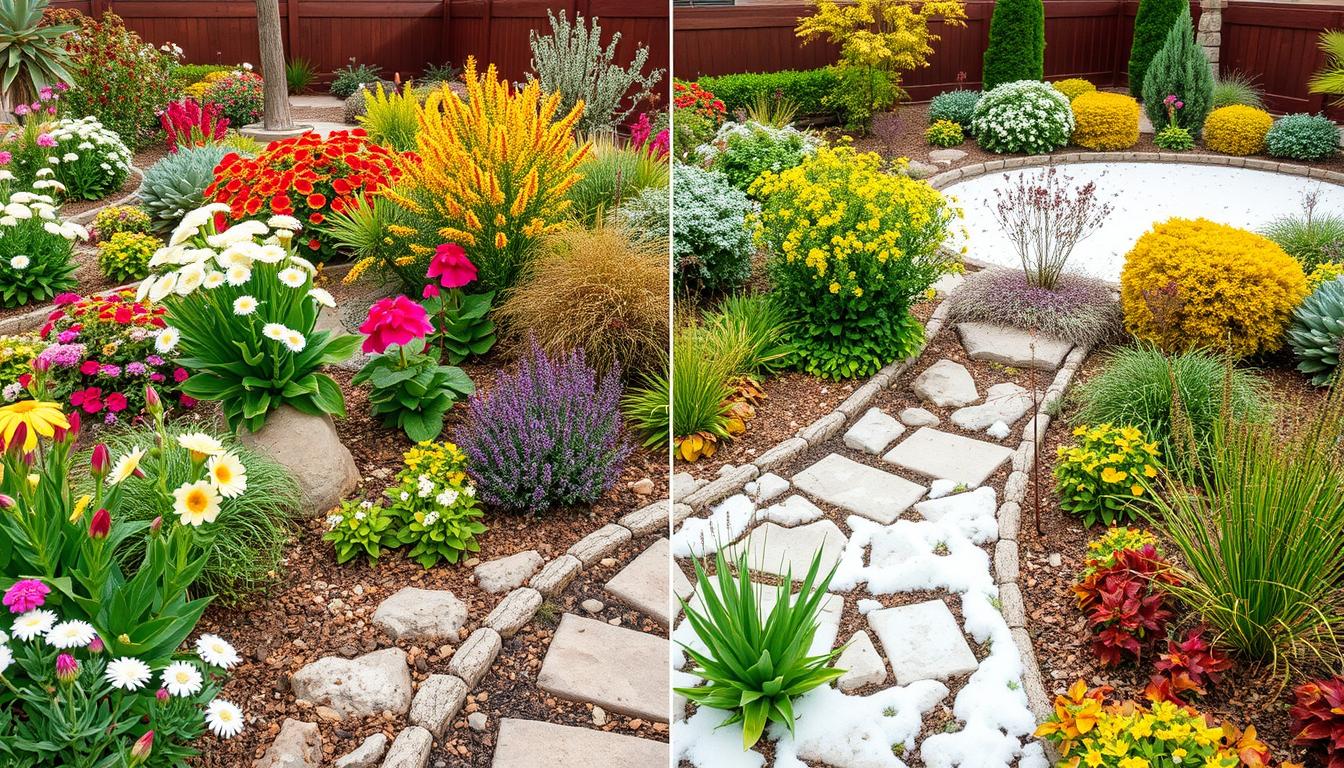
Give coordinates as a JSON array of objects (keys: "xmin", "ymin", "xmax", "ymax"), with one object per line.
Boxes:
[
  {"xmin": 912, "ymin": 359, "xmax": 979, "ymax": 408},
  {"xmin": 753, "ymin": 472, "xmax": 790, "ymax": 504},
  {"xmin": 372, "ymin": 587, "xmax": 468, "ymax": 642},
  {"xmin": 717, "ymin": 464, "xmax": 737, "ymax": 477},
  {"xmin": 290, "ymin": 648, "xmax": 413, "ymax": 720},
  {"xmin": 929, "ymin": 148, "xmax": 968, "ymax": 165},
  {"xmin": 252, "ymin": 718, "xmax": 320, "ymax": 768},
  {"xmin": 600, "ymin": 558, "xmax": 617, "ymax": 567},
  {"xmin": 986, "ymin": 420, "xmax": 1011, "ymax": 440},
  {"xmin": 1049, "ymin": 552, "xmax": 1063, "ymax": 568},
  {"xmin": 671, "ymin": 472, "xmax": 705, "ymax": 498},
  {"xmin": 593, "ymin": 705, "xmax": 608, "ymax": 726},
  {"xmin": 630, "ymin": 478, "xmax": 655, "ymax": 495},
  {"xmin": 467, "ymin": 712, "xmax": 488, "ymax": 731},
  {"xmin": 334, "ymin": 733, "xmax": 388, "ymax": 768},
  {"xmin": 474, "ymin": 551, "xmax": 544, "ymax": 594},
  {"xmin": 581, "ymin": 598, "xmax": 604, "ymax": 614},
  {"xmin": 899, "ymin": 407, "xmax": 940, "ymax": 427}
]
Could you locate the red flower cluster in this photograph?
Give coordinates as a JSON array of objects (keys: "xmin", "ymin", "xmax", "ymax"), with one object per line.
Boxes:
[
  {"xmin": 1072, "ymin": 544, "xmax": 1180, "ymax": 667},
  {"xmin": 160, "ymin": 98, "xmax": 228, "ymax": 152},
  {"xmin": 1143, "ymin": 627, "xmax": 1232, "ymax": 705},
  {"xmin": 1291, "ymin": 676, "xmax": 1344, "ymax": 768},
  {"xmin": 204, "ymin": 129, "xmax": 406, "ymax": 262},
  {"xmin": 674, "ymin": 82, "xmax": 726, "ymax": 123}
]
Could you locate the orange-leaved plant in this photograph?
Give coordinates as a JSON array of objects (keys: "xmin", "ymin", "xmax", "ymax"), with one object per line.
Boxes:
[{"xmin": 382, "ymin": 57, "xmax": 591, "ymax": 295}]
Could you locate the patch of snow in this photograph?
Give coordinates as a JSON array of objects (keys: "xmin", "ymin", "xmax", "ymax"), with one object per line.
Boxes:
[
  {"xmin": 927, "ymin": 478, "xmax": 962, "ymax": 499},
  {"xmin": 856, "ymin": 598, "xmax": 884, "ymax": 615},
  {"xmin": 986, "ymin": 420, "xmax": 1011, "ymax": 440},
  {"xmin": 672, "ymin": 493, "xmax": 756, "ymax": 558},
  {"xmin": 674, "ymin": 708, "xmax": 766, "ymax": 768},
  {"xmin": 772, "ymin": 682, "xmax": 949, "ymax": 768}
]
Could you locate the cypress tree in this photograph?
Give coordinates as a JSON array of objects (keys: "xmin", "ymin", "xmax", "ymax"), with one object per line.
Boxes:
[
  {"xmin": 1142, "ymin": 6, "xmax": 1214, "ymax": 135},
  {"xmin": 1129, "ymin": 0, "xmax": 1186, "ymax": 97},
  {"xmin": 981, "ymin": 0, "xmax": 1045, "ymax": 91}
]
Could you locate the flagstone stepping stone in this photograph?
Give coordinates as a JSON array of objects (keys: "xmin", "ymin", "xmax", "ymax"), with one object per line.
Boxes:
[
  {"xmin": 759, "ymin": 494, "xmax": 825, "ymax": 527},
  {"xmin": 493, "ymin": 719, "xmax": 669, "ymax": 767},
  {"xmin": 290, "ymin": 648, "xmax": 413, "ymax": 720},
  {"xmin": 474, "ymin": 550, "xmax": 543, "ymax": 593},
  {"xmin": 932, "ymin": 271, "xmax": 966, "ymax": 295},
  {"xmin": 836, "ymin": 630, "xmax": 888, "ymax": 692},
  {"xmin": 957, "ymin": 322, "xmax": 1073, "ymax": 371},
  {"xmin": 929, "ymin": 148, "xmax": 968, "ymax": 165},
  {"xmin": 538, "ymin": 614, "xmax": 669, "ymax": 722},
  {"xmin": 253, "ymin": 718, "xmax": 320, "ymax": 768},
  {"xmin": 333, "ymin": 733, "xmax": 386, "ymax": 768},
  {"xmin": 792, "ymin": 453, "xmax": 926, "ymax": 524},
  {"xmin": 371, "ymin": 587, "xmax": 467, "ymax": 643},
  {"xmin": 843, "ymin": 407, "xmax": 906, "ymax": 454},
  {"xmin": 900, "ymin": 407, "xmax": 940, "ymax": 427},
  {"xmin": 605, "ymin": 538, "xmax": 689, "ymax": 626},
  {"xmin": 912, "ymin": 359, "xmax": 980, "ymax": 408},
  {"xmin": 723, "ymin": 520, "xmax": 848, "ymax": 579},
  {"xmin": 868, "ymin": 600, "xmax": 979, "ymax": 685},
  {"xmin": 950, "ymin": 382, "xmax": 1034, "ymax": 432},
  {"xmin": 882, "ymin": 427, "xmax": 1013, "ymax": 487},
  {"xmin": 747, "ymin": 472, "xmax": 790, "ymax": 504}
]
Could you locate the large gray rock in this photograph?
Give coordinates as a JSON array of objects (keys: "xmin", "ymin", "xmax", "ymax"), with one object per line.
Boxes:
[
  {"xmin": 290, "ymin": 648, "xmax": 413, "ymax": 719},
  {"xmin": 912, "ymin": 360, "xmax": 979, "ymax": 408},
  {"xmin": 371, "ymin": 587, "xmax": 467, "ymax": 643},
  {"xmin": 252, "ymin": 719, "xmax": 320, "ymax": 768},
  {"xmin": 493, "ymin": 719, "xmax": 668, "ymax": 768},
  {"xmin": 238, "ymin": 405, "xmax": 359, "ymax": 517},
  {"xmin": 957, "ymin": 322, "xmax": 1073, "ymax": 371},
  {"xmin": 333, "ymin": 734, "xmax": 387, "ymax": 768},
  {"xmin": 474, "ymin": 550, "xmax": 544, "ymax": 593}
]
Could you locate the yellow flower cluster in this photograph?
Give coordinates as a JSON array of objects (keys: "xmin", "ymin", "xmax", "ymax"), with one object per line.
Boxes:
[
  {"xmin": 382, "ymin": 57, "xmax": 590, "ymax": 293},
  {"xmin": 1052, "ymin": 78, "xmax": 1097, "ymax": 101},
  {"xmin": 1037, "ymin": 682, "xmax": 1240, "ymax": 768},
  {"xmin": 402, "ymin": 440, "xmax": 470, "ymax": 486},
  {"xmin": 184, "ymin": 70, "xmax": 238, "ymax": 100},
  {"xmin": 1202, "ymin": 105, "xmax": 1274, "ymax": 156},
  {"xmin": 1307, "ymin": 260, "xmax": 1344, "ymax": 289},
  {"xmin": 1120, "ymin": 217, "xmax": 1307, "ymax": 358},
  {"xmin": 97, "ymin": 231, "xmax": 160, "ymax": 283},
  {"xmin": 0, "ymin": 334, "xmax": 43, "ymax": 391},
  {"xmin": 1054, "ymin": 424, "xmax": 1161, "ymax": 526},
  {"xmin": 1081, "ymin": 527, "xmax": 1159, "ymax": 578},
  {"xmin": 1071, "ymin": 91, "xmax": 1140, "ymax": 151}
]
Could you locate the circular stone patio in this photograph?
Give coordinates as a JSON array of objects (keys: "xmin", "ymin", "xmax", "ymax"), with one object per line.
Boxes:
[{"xmin": 941, "ymin": 161, "xmax": 1344, "ymax": 282}]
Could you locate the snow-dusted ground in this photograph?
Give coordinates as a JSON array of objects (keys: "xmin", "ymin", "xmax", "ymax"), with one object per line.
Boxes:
[{"xmin": 943, "ymin": 162, "xmax": 1344, "ymax": 282}]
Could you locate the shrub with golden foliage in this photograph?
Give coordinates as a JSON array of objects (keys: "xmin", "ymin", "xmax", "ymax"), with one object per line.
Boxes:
[
  {"xmin": 1202, "ymin": 104, "xmax": 1274, "ymax": 156},
  {"xmin": 383, "ymin": 57, "xmax": 591, "ymax": 294},
  {"xmin": 1120, "ymin": 217, "xmax": 1307, "ymax": 358},
  {"xmin": 1070, "ymin": 91, "xmax": 1140, "ymax": 150},
  {"xmin": 496, "ymin": 224, "xmax": 669, "ymax": 379},
  {"xmin": 1051, "ymin": 78, "xmax": 1096, "ymax": 101}
]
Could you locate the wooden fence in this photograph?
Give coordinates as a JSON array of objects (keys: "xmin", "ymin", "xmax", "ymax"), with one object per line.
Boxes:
[
  {"xmin": 675, "ymin": 0, "xmax": 1344, "ymax": 115},
  {"xmin": 47, "ymin": 0, "xmax": 670, "ymax": 88}
]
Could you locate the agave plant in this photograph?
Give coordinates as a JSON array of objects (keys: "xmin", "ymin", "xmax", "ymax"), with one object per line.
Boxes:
[
  {"xmin": 675, "ymin": 546, "xmax": 845, "ymax": 749},
  {"xmin": 1287, "ymin": 276, "xmax": 1344, "ymax": 386},
  {"xmin": 0, "ymin": 0, "xmax": 74, "ymax": 117},
  {"xmin": 1310, "ymin": 30, "xmax": 1344, "ymax": 107}
]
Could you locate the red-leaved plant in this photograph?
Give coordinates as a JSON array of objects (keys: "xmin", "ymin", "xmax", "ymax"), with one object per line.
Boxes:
[
  {"xmin": 1144, "ymin": 627, "xmax": 1233, "ymax": 705},
  {"xmin": 1073, "ymin": 544, "xmax": 1180, "ymax": 666},
  {"xmin": 1290, "ymin": 676, "xmax": 1344, "ymax": 768},
  {"xmin": 159, "ymin": 99, "xmax": 228, "ymax": 151}
]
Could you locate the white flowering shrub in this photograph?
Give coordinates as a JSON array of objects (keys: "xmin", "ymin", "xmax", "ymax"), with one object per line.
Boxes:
[
  {"xmin": 970, "ymin": 80, "xmax": 1075, "ymax": 154},
  {"xmin": 44, "ymin": 116, "xmax": 134, "ymax": 200},
  {"xmin": 0, "ymin": 177, "xmax": 88, "ymax": 307},
  {"xmin": 673, "ymin": 162, "xmax": 755, "ymax": 294}
]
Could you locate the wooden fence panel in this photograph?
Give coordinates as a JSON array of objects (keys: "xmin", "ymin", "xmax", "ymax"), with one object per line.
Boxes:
[{"xmin": 1221, "ymin": 2, "xmax": 1344, "ymax": 115}]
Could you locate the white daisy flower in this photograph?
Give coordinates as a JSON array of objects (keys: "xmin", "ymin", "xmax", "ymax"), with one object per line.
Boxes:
[
  {"xmin": 154, "ymin": 327, "xmax": 180, "ymax": 354},
  {"xmin": 105, "ymin": 656, "xmax": 153, "ymax": 690},
  {"xmin": 9, "ymin": 255, "xmax": 29, "ymax": 270},
  {"xmin": 225, "ymin": 265, "xmax": 251, "ymax": 286},
  {"xmin": 204, "ymin": 699, "xmax": 245, "ymax": 738},
  {"xmin": 47, "ymin": 620, "xmax": 97, "ymax": 649},
  {"xmin": 262, "ymin": 323, "xmax": 287, "ymax": 341},
  {"xmin": 162, "ymin": 660, "xmax": 204, "ymax": 697},
  {"xmin": 148, "ymin": 272, "xmax": 178, "ymax": 302},
  {"xmin": 307, "ymin": 287, "xmax": 335, "ymax": 308},
  {"xmin": 206, "ymin": 452, "xmax": 247, "ymax": 498},
  {"xmin": 176, "ymin": 432, "xmax": 223, "ymax": 458},
  {"xmin": 11, "ymin": 609, "xmax": 57, "ymax": 641},
  {"xmin": 282, "ymin": 331, "xmax": 307, "ymax": 353},
  {"xmin": 203, "ymin": 270, "xmax": 226, "ymax": 289},
  {"xmin": 267, "ymin": 214, "xmax": 302, "ymax": 231},
  {"xmin": 4, "ymin": 203, "xmax": 31, "ymax": 219},
  {"xmin": 253, "ymin": 244, "xmax": 286, "ymax": 264},
  {"xmin": 108, "ymin": 447, "xmax": 146, "ymax": 485},
  {"xmin": 173, "ymin": 479, "xmax": 221, "ymax": 526},
  {"xmin": 277, "ymin": 267, "xmax": 306, "ymax": 289},
  {"xmin": 175, "ymin": 263, "xmax": 205, "ymax": 295},
  {"xmin": 232, "ymin": 295, "xmax": 258, "ymax": 315},
  {"xmin": 196, "ymin": 634, "xmax": 241, "ymax": 669}
]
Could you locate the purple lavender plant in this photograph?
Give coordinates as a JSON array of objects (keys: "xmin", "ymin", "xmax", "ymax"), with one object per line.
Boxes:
[{"xmin": 458, "ymin": 340, "xmax": 631, "ymax": 514}]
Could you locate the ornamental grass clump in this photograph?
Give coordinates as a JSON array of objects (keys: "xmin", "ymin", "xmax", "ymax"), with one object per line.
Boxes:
[
  {"xmin": 1119, "ymin": 218, "xmax": 1307, "ymax": 358},
  {"xmin": 752, "ymin": 145, "xmax": 955, "ymax": 379},
  {"xmin": 970, "ymin": 80, "xmax": 1074, "ymax": 154},
  {"xmin": 356, "ymin": 83, "xmax": 420, "ymax": 152},
  {"xmin": 382, "ymin": 58, "xmax": 590, "ymax": 295},
  {"xmin": 946, "ymin": 269, "xmax": 1120, "ymax": 347},
  {"xmin": 1263, "ymin": 190, "xmax": 1344, "ymax": 272},
  {"xmin": 458, "ymin": 340, "xmax": 629, "ymax": 514},
  {"xmin": 566, "ymin": 134, "xmax": 669, "ymax": 226}
]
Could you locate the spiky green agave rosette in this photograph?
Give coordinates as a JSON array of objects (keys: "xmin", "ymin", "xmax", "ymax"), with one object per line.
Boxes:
[{"xmin": 1288, "ymin": 277, "xmax": 1344, "ymax": 386}]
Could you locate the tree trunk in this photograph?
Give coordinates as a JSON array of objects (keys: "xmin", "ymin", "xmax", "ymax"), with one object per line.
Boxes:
[{"xmin": 256, "ymin": 0, "xmax": 294, "ymax": 130}]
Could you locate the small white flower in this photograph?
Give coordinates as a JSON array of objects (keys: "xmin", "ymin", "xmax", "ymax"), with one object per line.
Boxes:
[
  {"xmin": 267, "ymin": 214, "xmax": 302, "ymax": 231},
  {"xmin": 282, "ymin": 330, "xmax": 307, "ymax": 353},
  {"xmin": 47, "ymin": 620, "xmax": 97, "ymax": 649},
  {"xmin": 148, "ymin": 272, "xmax": 179, "ymax": 302},
  {"xmin": 9, "ymin": 254, "xmax": 29, "ymax": 270},
  {"xmin": 225, "ymin": 265, "xmax": 252, "ymax": 286},
  {"xmin": 42, "ymin": 221, "xmax": 61, "ymax": 236},
  {"xmin": 307, "ymin": 287, "xmax": 335, "ymax": 308},
  {"xmin": 203, "ymin": 270, "xmax": 226, "ymax": 289},
  {"xmin": 253, "ymin": 244, "xmax": 286, "ymax": 264},
  {"xmin": 155, "ymin": 327, "xmax": 180, "ymax": 354},
  {"xmin": 262, "ymin": 323, "xmax": 287, "ymax": 341},
  {"xmin": 232, "ymin": 295, "xmax": 258, "ymax": 315},
  {"xmin": 62, "ymin": 152, "xmax": 78, "ymax": 162},
  {"xmin": 162, "ymin": 660, "xmax": 204, "ymax": 697},
  {"xmin": 3, "ymin": 203, "xmax": 31, "ymax": 219},
  {"xmin": 196, "ymin": 634, "xmax": 241, "ymax": 669},
  {"xmin": 325, "ymin": 513, "xmax": 342, "ymax": 529},
  {"xmin": 0, "ymin": 644, "xmax": 11, "ymax": 675},
  {"xmin": 11, "ymin": 609, "xmax": 57, "ymax": 641},
  {"xmin": 105, "ymin": 656, "xmax": 153, "ymax": 690},
  {"xmin": 277, "ymin": 267, "xmax": 306, "ymax": 289},
  {"xmin": 205, "ymin": 699, "xmax": 245, "ymax": 738}
]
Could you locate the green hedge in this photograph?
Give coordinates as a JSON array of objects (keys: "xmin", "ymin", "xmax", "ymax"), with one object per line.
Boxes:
[{"xmin": 696, "ymin": 68, "xmax": 841, "ymax": 120}]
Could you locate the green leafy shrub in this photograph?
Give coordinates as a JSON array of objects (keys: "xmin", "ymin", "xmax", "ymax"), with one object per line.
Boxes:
[
  {"xmin": 170, "ymin": 63, "xmax": 233, "ymax": 90},
  {"xmin": 753, "ymin": 145, "xmax": 953, "ymax": 379},
  {"xmin": 0, "ymin": 334, "xmax": 43, "ymax": 396},
  {"xmin": 971, "ymin": 80, "xmax": 1074, "ymax": 154},
  {"xmin": 422, "ymin": 288, "xmax": 496, "ymax": 366},
  {"xmin": 676, "ymin": 546, "xmax": 845, "ymax": 749},
  {"xmin": 356, "ymin": 83, "xmax": 420, "ymax": 152},
  {"xmin": 1141, "ymin": 7, "xmax": 1214, "ymax": 135},
  {"xmin": 286, "ymin": 57, "xmax": 316, "ymax": 94},
  {"xmin": 1054, "ymin": 423, "xmax": 1163, "ymax": 527},
  {"xmin": 1262, "ymin": 204, "xmax": 1344, "ymax": 272},
  {"xmin": 139, "ymin": 145, "xmax": 232, "ymax": 232},
  {"xmin": 1128, "ymin": 0, "xmax": 1186, "ymax": 97},
  {"xmin": 928, "ymin": 89, "xmax": 981, "ymax": 128},
  {"xmin": 330, "ymin": 60, "xmax": 383, "ymax": 99},
  {"xmin": 699, "ymin": 121, "xmax": 818, "ymax": 193},
  {"xmin": 365, "ymin": 441, "xmax": 487, "ymax": 567},
  {"xmin": 96, "ymin": 231, "xmax": 158, "ymax": 282},
  {"xmin": 1153, "ymin": 124, "xmax": 1195, "ymax": 150},
  {"xmin": 324, "ymin": 498, "xmax": 396, "ymax": 564},
  {"xmin": 697, "ymin": 68, "xmax": 840, "ymax": 120},
  {"xmin": 982, "ymin": 0, "xmax": 1044, "ymax": 90},
  {"xmin": 824, "ymin": 66, "xmax": 897, "ymax": 134},
  {"xmin": 203, "ymin": 72, "xmax": 263, "ymax": 128},
  {"xmin": 353, "ymin": 331, "xmax": 474, "ymax": 442},
  {"xmin": 672, "ymin": 163, "xmax": 754, "ymax": 295},
  {"xmin": 1212, "ymin": 70, "xmax": 1265, "ymax": 109},
  {"xmin": 924, "ymin": 119, "xmax": 964, "ymax": 147},
  {"xmin": 628, "ymin": 327, "xmax": 733, "ymax": 462},
  {"xmin": 1073, "ymin": 344, "xmax": 1268, "ymax": 476},
  {"xmin": 566, "ymin": 135, "xmax": 669, "ymax": 225},
  {"xmin": 1287, "ymin": 277, "xmax": 1344, "ymax": 386},
  {"xmin": 1265, "ymin": 113, "xmax": 1340, "ymax": 161},
  {"xmin": 421, "ymin": 61, "xmax": 461, "ymax": 83},
  {"xmin": 46, "ymin": 116, "xmax": 133, "ymax": 200},
  {"xmin": 0, "ymin": 185, "xmax": 84, "ymax": 308},
  {"xmin": 91, "ymin": 205, "xmax": 151, "ymax": 242}
]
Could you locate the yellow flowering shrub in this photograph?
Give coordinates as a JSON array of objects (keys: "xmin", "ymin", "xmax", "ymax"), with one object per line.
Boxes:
[
  {"xmin": 1071, "ymin": 91, "xmax": 1140, "ymax": 151},
  {"xmin": 924, "ymin": 118, "xmax": 964, "ymax": 147},
  {"xmin": 382, "ymin": 57, "xmax": 590, "ymax": 293},
  {"xmin": 183, "ymin": 70, "xmax": 238, "ymax": 100},
  {"xmin": 1120, "ymin": 218, "xmax": 1307, "ymax": 358},
  {"xmin": 1202, "ymin": 104, "xmax": 1273, "ymax": 156},
  {"xmin": 1036, "ymin": 682, "xmax": 1243, "ymax": 768},
  {"xmin": 1054, "ymin": 423, "xmax": 1162, "ymax": 526},
  {"xmin": 1079, "ymin": 527, "xmax": 1160, "ymax": 579},
  {"xmin": 751, "ymin": 144, "xmax": 956, "ymax": 379},
  {"xmin": 96, "ymin": 231, "xmax": 159, "ymax": 283},
  {"xmin": 1307, "ymin": 260, "xmax": 1344, "ymax": 289},
  {"xmin": 1052, "ymin": 78, "xmax": 1097, "ymax": 101},
  {"xmin": 0, "ymin": 334, "xmax": 42, "ymax": 393}
]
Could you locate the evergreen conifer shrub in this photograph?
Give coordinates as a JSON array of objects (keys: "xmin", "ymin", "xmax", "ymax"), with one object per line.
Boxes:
[
  {"xmin": 1128, "ymin": 0, "xmax": 1186, "ymax": 97},
  {"xmin": 1141, "ymin": 7, "xmax": 1214, "ymax": 136},
  {"xmin": 981, "ymin": 0, "xmax": 1045, "ymax": 90}
]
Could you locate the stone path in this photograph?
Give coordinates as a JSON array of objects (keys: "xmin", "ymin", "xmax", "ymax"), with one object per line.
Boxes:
[{"xmin": 672, "ymin": 317, "xmax": 1071, "ymax": 767}]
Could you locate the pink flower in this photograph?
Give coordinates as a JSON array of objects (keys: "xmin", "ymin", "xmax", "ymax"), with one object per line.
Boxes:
[
  {"xmin": 0, "ymin": 151, "xmax": 11, "ymax": 165},
  {"xmin": 4, "ymin": 578, "xmax": 49, "ymax": 613},
  {"xmin": 426, "ymin": 243, "xmax": 477, "ymax": 289},
  {"xmin": 89, "ymin": 636, "xmax": 104, "ymax": 654},
  {"xmin": 105, "ymin": 392, "xmax": 127, "ymax": 412},
  {"xmin": 56, "ymin": 653, "xmax": 79, "ymax": 684},
  {"xmin": 358, "ymin": 295, "xmax": 434, "ymax": 355},
  {"xmin": 13, "ymin": 104, "xmax": 29, "ymax": 116},
  {"xmin": 422, "ymin": 283, "xmax": 440, "ymax": 299},
  {"xmin": 36, "ymin": 133, "xmax": 55, "ymax": 148}
]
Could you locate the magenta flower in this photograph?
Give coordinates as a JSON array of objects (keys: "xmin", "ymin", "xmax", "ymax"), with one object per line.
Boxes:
[
  {"xmin": 422, "ymin": 283, "xmax": 440, "ymax": 299},
  {"xmin": 4, "ymin": 578, "xmax": 50, "ymax": 613},
  {"xmin": 358, "ymin": 295, "xmax": 434, "ymax": 355},
  {"xmin": 56, "ymin": 653, "xmax": 79, "ymax": 684},
  {"xmin": 36, "ymin": 133, "xmax": 55, "ymax": 148},
  {"xmin": 13, "ymin": 104, "xmax": 29, "ymax": 116},
  {"xmin": 426, "ymin": 243, "xmax": 477, "ymax": 290},
  {"xmin": 0, "ymin": 151, "xmax": 10, "ymax": 165}
]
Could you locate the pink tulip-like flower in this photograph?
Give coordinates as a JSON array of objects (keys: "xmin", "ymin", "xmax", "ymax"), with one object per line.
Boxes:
[
  {"xmin": 131, "ymin": 731, "xmax": 154, "ymax": 764},
  {"xmin": 56, "ymin": 653, "xmax": 79, "ymax": 684},
  {"xmin": 422, "ymin": 283, "xmax": 440, "ymax": 299},
  {"xmin": 358, "ymin": 295, "xmax": 434, "ymax": 355},
  {"xmin": 89, "ymin": 636, "xmax": 105, "ymax": 654},
  {"xmin": 13, "ymin": 104, "xmax": 29, "ymax": 116},
  {"xmin": 4, "ymin": 579, "xmax": 49, "ymax": 613},
  {"xmin": 89, "ymin": 508, "xmax": 111, "ymax": 540},
  {"xmin": 426, "ymin": 243, "xmax": 477, "ymax": 290},
  {"xmin": 155, "ymin": 688, "xmax": 169, "ymax": 702}
]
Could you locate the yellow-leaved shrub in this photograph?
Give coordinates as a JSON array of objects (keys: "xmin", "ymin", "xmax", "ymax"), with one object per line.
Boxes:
[
  {"xmin": 1120, "ymin": 217, "xmax": 1307, "ymax": 358},
  {"xmin": 1202, "ymin": 105, "xmax": 1273, "ymax": 156},
  {"xmin": 1051, "ymin": 78, "xmax": 1096, "ymax": 102},
  {"xmin": 1071, "ymin": 91, "xmax": 1140, "ymax": 150},
  {"xmin": 382, "ymin": 57, "xmax": 591, "ymax": 293}
]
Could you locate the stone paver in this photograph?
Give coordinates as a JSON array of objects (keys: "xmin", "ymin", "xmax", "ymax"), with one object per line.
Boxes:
[
  {"xmin": 912, "ymin": 359, "xmax": 979, "ymax": 407},
  {"xmin": 749, "ymin": 472, "xmax": 790, "ymax": 504},
  {"xmin": 882, "ymin": 427, "xmax": 1013, "ymax": 487},
  {"xmin": 868, "ymin": 599, "xmax": 979, "ymax": 685},
  {"xmin": 957, "ymin": 322, "xmax": 1072, "ymax": 371},
  {"xmin": 371, "ymin": 587, "xmax": 467, "ymax": 643},
  {"xmin": 484, "ymin": 587, "xmax": 542, "ymax": 638},
  {"xmin": 474, "ymin": 550, "xmax": 543, "ymax": 593},
  {"xmin": 493, "ymin": 719, "xmax": 668, "ymax": 767},
  {"xmin": 723, "ymin": 520, "xmax": 848, "ymax": 579},
  {"xmin": 381, "ymin": 726, "xmax": 431, "ymax": 768},
  {"xmin": 843, "ymin": 407, "xmax": 906, "ymax": 454},
  {"xmin": 604, "ymin": 538, "xmax": 689, "ymax": 626},
  {"xmin": 537, "ymin": 614, "xmax": 669, "ymax": 722},
  {"xmin": 950, "ymin": 382, "xmax": 1034, "ymax": 432},
  {"xmin": 899, "ymin": 407, "xmax": 940, "ymax": 427},
  {"xmin": 447, "ymin": 627, "xmax": 501, "ymax": 689},
  {"xmin": 408, "ymin": 674, "xmax": 466, "ymax": 739},
  {"xmin": 759, "ymin": 494, "xmax": 825, "ymax": 527},
  {"xmin": 290, "ymin": 648, "xmax": 412, "ymax": 720},
  {"xmin": 836, "ymin": 630, "xmax": 888, "ymax": 692},
  {"xmin": 792, "ymin": 453, "xmax": 926, "ymax": 524}
]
